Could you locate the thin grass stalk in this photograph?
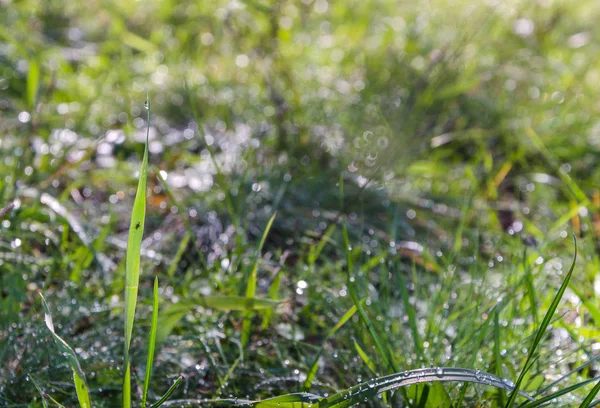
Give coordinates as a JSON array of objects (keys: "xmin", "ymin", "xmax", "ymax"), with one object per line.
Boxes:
[{"xmin": 241, "ymin": 212, "xmax": 277, "ymax": 349}]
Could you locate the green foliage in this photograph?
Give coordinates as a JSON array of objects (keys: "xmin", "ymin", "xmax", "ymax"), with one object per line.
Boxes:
[
  {"xmin": 40, "ymin": 294, "xmax": 92, "ymax": 408},
  {"xmin": 2, "ymin": 0, "xmax": 600, "ymax": 406},
  {"xmin": 123, "ymin": 94, "xmax": 150, "ymax": 408}
]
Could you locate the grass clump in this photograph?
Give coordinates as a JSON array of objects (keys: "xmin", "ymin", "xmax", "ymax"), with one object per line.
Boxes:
[{"xmin": 2, "ymin": 1, "xmax": 600, "ymax": 407}]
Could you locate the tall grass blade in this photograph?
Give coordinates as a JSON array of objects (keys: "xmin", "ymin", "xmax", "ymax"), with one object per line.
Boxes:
[
  {"xmin": 123, "ymin": 93, "xmax": 151, "ymax": 408},
  {"xmin": 242, "ymin": 212, "xmax": 277, "ymax": 349},
  {"xmin": 40, "ymin": 294, "xmax": 92, "ymax": 408},
  {"xmin": 504, "ymin": 235, "xmax": 578, "ymax": 408},
  {"xmin": 580, "ymin": 379, "xmax": 600, "ymax": 408},
  {"xmin": 142, "ymin": 277, "xmax": 160, "ymax": 407}
]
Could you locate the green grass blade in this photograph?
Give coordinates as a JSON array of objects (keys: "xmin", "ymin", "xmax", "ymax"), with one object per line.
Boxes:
[
  {"xmin": 123, "ymin": 93, "xmax": 151, "ymax": 408},
  {"xmin": 261, "ymin": 269, "xmax": 282, "ymax": 330},
  {"xmin": 569, "ymin": 284, "xmax": 600, "ymax": 325},
  {"xmin": 255, "ymin": 393, "xmax": 321, "ymax": 408},
  {"xmin": 156, "ymin": 296, "xmax": 280, "ymax": 344},
  {"xmin": 303, "ymin": 303, "xmax": 359, "ymax": 390},
  {"xmin": 142, "ymin": 277, "xmax": 160, "ymax": 407},
  {"xmin": 308, "ymin": 224, "xmax": 336, "ymax": 266},
  {"xmin": 580, "ymin": 379, "xmax": 600, "ymax": 408},
  {"xmin": 453, "ymin": 304, "xmax": 495, "ymax": 407},
  {"xmin": 40, "ymin": 294, "xmax": 92, "ymax": 408},
  {"xmin": 318, "ymin": 367, "xmax": 533, "ymax": 408},
  {"xmin": 519, "ymin": 376, "xmax": 599, "ymax": 408},
  {"xmin": 523, "ymin": 248, "xmax": 538, "ymax": 326},
  {"xmin": 155, "ymin": 168, "xmax": 207, "ymax": 271},
  {"xmin": 504, "ymin": 235, "xmax": 578, "ymax": 408},
  {"xmin": 149, "ymin": 376, "xmax": 183, "ymax": 408},
  {"xmin": 354, "ymin": 339, "xmax": 377, "ymax": 373},
  {"xmin": 166, "ymin": 231, "xmax": 192, "ymax": 278},
  {"xmin": 216, "ymin": 354, "xmax": 242, "ymax": 396},
  {"xmin": 242, "ymin": 212, "xmax": 277, "ymax": 349},
  {"xmin": 199, "ymin": 339, "xmax": 224, "ymax": 388},
  {"xmin": 494, "ymin": 305, "xmax": 506, "ymax": 406},
  {"xmin": 30, "ymin": 375, "xmax": 49, "ymax": 408},
  {"xmin": 27, "ymin": 59, "xmax": 40, "ymax": 109},
  {"xmin": 396, "ymin": 262, "xmax": 424, "ymax": 360},
  {"xmin": 342, "ymin": 222, "xmax": 397, "ymax": 373}
]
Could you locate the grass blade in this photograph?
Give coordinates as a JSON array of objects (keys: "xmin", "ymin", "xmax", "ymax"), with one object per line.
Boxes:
[
  {"xmin": 149, "ymin": 376, "xmax": 183, "ymax": 408},
  {"xmin": 308, "ymin": 224, "xmax": 336, "ymax": 266},
  {"xmin": 155, "ymin": 168, "xmax": 207, "ymax": 271},
  {"xmin": 261, "ymin": 269, "xmax": 282, "ymax": 330},
  {"xmin": 166, "ymin": 231, "xmax": 192, "ymax": 278},
  {"xmin": 494, "ymin": 306, "xmax": 506, "ymax": 405},
  {"xmin": 27, "ymin": 59, "xmax": 40, "ymax": 109},
  {"xmin": 396, "ymin": 262, "xmax": 424, "ymax": 360},
  {"xmin": 519, "ymin": 376, "xmax": 599, "ymax": 408},
  {"xmin": 142, "ymin": 277, "xmax": 160, "ymax": 407},
  {"xmin": 504, "ymin": 235, "xmax": 578, "ymax": 408},
  {"xmin": 523, "ymin": 248, "xmax": 538, "ymax": 326},
  {"xmin": 123, "ymin": 93, "xmax": 151, "ymax": 408},
  {"xmin": 580, "ymin": 379, "xmax": 600, "ymax": 408},
  {"xmin": 342, "ymin": 222, "xmax": 397, "ymax": 373},
  {"xmin": 242, "ymin": 212, "xmax": 277, "ymax": 349},
  {"xmin": 40, "ymin": 294, "xmax": 92, "ymax": 408},
  {"xmin": 156, "ymin": 296, "xmax": 280, "ymax": 344},
  {"xmin": 303, "ymin": 303, "xmax": 360, "ymax": 390},
  {"xmin": 254, "ymin": 393, "xmax": 321, "ymax": 408},
  {"xmin": 353, "ymin": 339, "xmax": 377, "ymax": 373},
  {"xmin": 30, "ymin": 376, "xmax": 49, "ymax": 408},
  {"xmin": 318, "ymin": 367, "xmax": 533, "ymax": 408}
]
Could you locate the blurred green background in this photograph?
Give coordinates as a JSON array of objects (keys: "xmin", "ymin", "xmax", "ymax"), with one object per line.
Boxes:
[{"xmin": 1, "ymin": 0, "xmax": 600, "ymax": 406}]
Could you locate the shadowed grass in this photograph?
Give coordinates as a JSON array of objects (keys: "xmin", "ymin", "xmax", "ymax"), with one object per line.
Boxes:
[{"xmin": 242, "ymin": 212, "xmax": 277, "ymax": 349}]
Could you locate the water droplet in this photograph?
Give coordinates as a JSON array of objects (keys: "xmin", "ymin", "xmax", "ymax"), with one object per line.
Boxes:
[
  {"xmin": 144, "ymin": 100, "xmax": 149, "ymax": 110},
  {"xmin": 435, "ymin": 367, "xmax": 444, "ymax": 377}
]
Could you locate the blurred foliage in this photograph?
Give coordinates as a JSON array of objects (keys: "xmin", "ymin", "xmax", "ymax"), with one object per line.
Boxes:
[{"xmin": 1, "ymin": 0, "xmax": 600, "ymax": 406}]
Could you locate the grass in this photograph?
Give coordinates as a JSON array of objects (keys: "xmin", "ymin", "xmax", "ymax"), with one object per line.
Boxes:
[{"xmin": 1, "ymin": 0, "xmax": 600, "ymax": 406}]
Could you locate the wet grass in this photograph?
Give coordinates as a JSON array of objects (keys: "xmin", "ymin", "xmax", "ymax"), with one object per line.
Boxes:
[{"xmin": 1, "ymin": 0, "xmax": 600, "ymax": 407}]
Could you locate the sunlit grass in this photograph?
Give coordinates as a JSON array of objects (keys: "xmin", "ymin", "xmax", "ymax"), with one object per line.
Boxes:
[
  {"xmin": 122, "ymin": 94, "xmax": 151, "ymax": 408},
  {"xmin": 3, "ymin": 0, "xmax": 600, "ymax": 406}
]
